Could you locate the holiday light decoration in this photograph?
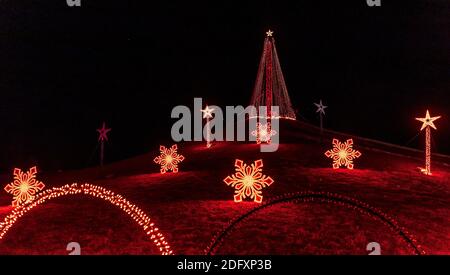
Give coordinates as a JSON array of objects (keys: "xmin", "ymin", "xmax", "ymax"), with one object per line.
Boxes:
[
  {"xmin": 97, "ymin": 122, "xmax": 111, "ymax": 141},
  {"xmin": 416, "ymin": 110, "xmax": 441, "ymax": 175},
  {"xmin": 201, "ymin": 105, "xmax": 214, "ymax": 119},
  {"xmin": 0, "ymin": 183, "xmax": 173, "ymax": 255},
  {"xmin": 249, "ymin": 30, "xmax": 296, "ymax": 120},
  {"xmin": 206, "ymin": 191, "xmax": 425, "ymax": 255},
  {"xmin": 223, "ymin": 159, "xmax": 274, "ymax": 203},
  {"xmin": 314, "ymin": 100, "xmax": 327, "ymax": 115},
  {"xmin": 4, "ymin": 166, "xmax": 45, "ymax": 207},
  {"xmin": 314, "ymin": 100, "xmax": 327, "ymax": 136},
  {"xmin": 153, "ymin": 144, "xmax": 185, "ymax": 174},
  {"xmin": 96, "ymin": 122, "xmax": 111, "ymax": 166},
  {"xmin": 201, "ymin": 105, "xmax": 214, "ymax": 148},
  {"xmin": 325, "ymin": 139, "xmax": 362, "ymax": 169},
  {"xmin": 251, "ymin": 122, "xmax": 277, "ymax": 144}
]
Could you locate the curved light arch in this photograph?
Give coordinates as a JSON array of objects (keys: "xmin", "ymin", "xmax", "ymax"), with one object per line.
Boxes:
[
  {"xmin": 206, "ymin": 191, "xmax": 425, "ymax": 255},
  {"xmin": 0, "ymin": 183, "xmax": 173, "ymax": 255}
]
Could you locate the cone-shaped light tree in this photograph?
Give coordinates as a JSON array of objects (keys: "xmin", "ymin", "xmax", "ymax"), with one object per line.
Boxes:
[{"xmin": 249, "ymin": 30, "xmax": 296, "ymax": 120}]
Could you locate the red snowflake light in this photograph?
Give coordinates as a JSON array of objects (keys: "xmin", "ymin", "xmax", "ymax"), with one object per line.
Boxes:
[
  {"xmin": 223, "ymin": 159, "xmax": 274, "ymax": 203},
  {"xmin": 325, "ymin": 139, "xmax": 362, "ymax": 169},
  {"xmin": 251, "ymin": 122, "xmax": 277, "ymax": 144},
  {"xmin": 4, "ymin": 166, "xmax": 45, "ymax": 207},
  {"xmin": 153, "ymin": 144, "xmax": 185, "ymax": 174}
]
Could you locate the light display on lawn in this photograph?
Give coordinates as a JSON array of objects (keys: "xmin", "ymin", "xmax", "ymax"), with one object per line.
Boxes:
[
  {"xmin": 153, "ymin": 144, "xmax": 185, "ymax": 174},
  {"xmin": 251, "ymin": 122, "xmax": 277, "ymax": 144},
  {"xmin": 223, "ymin": 159, "xmax": 274, "ymax": 203},
  {"xmin": 4, "ymin": 166, "xmax": 45, "ymax": 207},
  {"xmin": 0, "ymin": 183, "xmax": 173, "ymax": 255},
  {"xmin": 415, "ymin": 110, "xmax": 441, "ymax": 175},
  {"xmin": 325, "ymin": 138, "xmax": 362, "ymax": 169}
]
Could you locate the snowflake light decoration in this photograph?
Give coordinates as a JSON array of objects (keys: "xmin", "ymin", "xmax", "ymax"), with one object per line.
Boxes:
[
  {"xmin": 153, "ymin": 144, "xmax": 185, "ymax": 174},
  {"xmin": 251, "ymin": 122, "xmax": 277, "ymax": 144},
  {"xmin": 223, "ymin": 159, "xmax": 274, "ymax": 203},
  {"xmin": 325, "ymin": 138, "xmax": 362, "ymax": 169},
  {"xmin": 4, "ymin": 166, "xmax": 45, "ymax": 207}
]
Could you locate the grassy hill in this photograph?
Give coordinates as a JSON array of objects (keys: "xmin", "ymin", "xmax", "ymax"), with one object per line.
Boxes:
[{"xmin": 0, "ymin": 120, "xmax": 448, "ymax": 255}]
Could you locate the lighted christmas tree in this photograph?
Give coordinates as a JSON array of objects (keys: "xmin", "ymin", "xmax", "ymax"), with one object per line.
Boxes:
[{"xmin": 249, "ymin": 30, "xmax": 296, "ymax": 120}]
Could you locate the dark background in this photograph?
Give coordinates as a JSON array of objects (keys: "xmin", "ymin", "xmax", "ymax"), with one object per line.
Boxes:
[{"xmin": 0, "ymin": 0, "xmax": 448, "ymax": 171}]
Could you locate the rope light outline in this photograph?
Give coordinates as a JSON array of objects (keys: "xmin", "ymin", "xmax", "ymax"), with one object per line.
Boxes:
[
  {"xmin": 0, "ymin": 183, "xmax": 173, "ymax": 255},
  {"xmin": 206, "ymin": 191, "xmax": 425, "ymax": 255}
]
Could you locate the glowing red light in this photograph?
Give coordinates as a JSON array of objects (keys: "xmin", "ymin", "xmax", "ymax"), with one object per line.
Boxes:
[
  {"xmin": 249, "ymin": 30, "xmax": 296, "ymax": 120},
  {"xmin": 251, "ymin": 122, "xmax": 277, "ymax": 144},
  {"xmin": 416, "ymin": 110, "xmax": 441, "ymax": 175},
  {"xmin": 223, "ymin": 159, "xmax": 274, "ymax": 203},
  {"xmin": 4, "ymin": 166, "xmax": 45, "ymax": 207},
  {"xmin": 325, "ymin": 139, "xmax": 362, "ymax": 169},
  {"xmin": 153, "ymin": 144, "xmax": 185, "ymax": 174},
  {"xmin": 96, "ymin": 122, "xmax": 111, "ymax": 142},
  {"xmin": 0, "ymin": 183, "xmax": 173, "ymax": 255}
]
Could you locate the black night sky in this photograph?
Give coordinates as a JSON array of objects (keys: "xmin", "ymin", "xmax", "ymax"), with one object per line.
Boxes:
[{"xmin": 0, "ymin": 0, "xmax": 449, "ymax": 171}]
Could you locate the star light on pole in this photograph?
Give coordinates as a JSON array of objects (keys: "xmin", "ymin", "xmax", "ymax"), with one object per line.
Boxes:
[
  {"xmin": 266, "ymin": 29, "xmax": 273, "ymax": 37},
  {"xmin": 96, "ymin": 122, "xmax": 111, "ymax": 166},
  {"xmin": 415, "ymin": 110, "xmax": 441, "ymax": 175},
  {"xmin": 201, "ymin": 105, "xmax": 214, "ymax": 148},
  {"xmin": 314, "ymin": 100, "xmax": 327, "ymax": 136}
]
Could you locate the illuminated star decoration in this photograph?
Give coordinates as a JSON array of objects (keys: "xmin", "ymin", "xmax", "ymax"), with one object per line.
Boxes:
[
  {"xmin": 201, "ymin": 105, "xmax": 214, "ymax": 119},
  {"xmin": 223, "ymin": 159, "xmax": 274, "ymax": 203},
  {"xmin": 153, "ymin": 144, "xmax": 185, "ymax": 174},
  {"xmin": 416, "ymin": 110, "xmax": 440, "ymax": 131},
  {"xmin": 314, "ymin": 100, "xmax": 327, "ymax": 115},
  {"xmin": 266, "ymin": 29, "xmax": 273, "ymax": 37},
  {"xmin": 251, "ymin": 122, "xmax": 277, "ymax": 144},
  {"xmin": 201, "ymin": 105, "xmax": 215, "ymax": 148},
  {"xmin": 97, "ymin": 122, "xmax": 111, "ymax": 141},
  {"xmin": 415, "ymin": 110, "xmax": 441, "ymax": 175},
  {"xmin": 4, "ymin": 166, "xmax": 45, "ymax": 207},
  {"xmin": 325, "ymin": 139, "xmax": 362, "ymax": 169}
]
